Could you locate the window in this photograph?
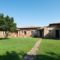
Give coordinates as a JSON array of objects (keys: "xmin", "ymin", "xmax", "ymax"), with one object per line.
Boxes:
[{"xmin": 24, "ymin": 31, "xmax": 26, "ymax": 35}]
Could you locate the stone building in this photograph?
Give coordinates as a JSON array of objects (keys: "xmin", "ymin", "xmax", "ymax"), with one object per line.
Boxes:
[
  {"xmin": 39, "ymin": 23, "xmax": 60, "ymax": 39},
  {"xmin": 17, "ymin": 23, "xmax": 60, "ymax": 39},
  {"xmin": 0, "ymin": 23, "xmax": 60, "ymax": 39},
  {"xmin": 47, "ymin": 23, "xmax": 60, "ymax": 38},
  {"xmin": 17, "ymin": 27, "xmax": 41, "ymax": 37}
]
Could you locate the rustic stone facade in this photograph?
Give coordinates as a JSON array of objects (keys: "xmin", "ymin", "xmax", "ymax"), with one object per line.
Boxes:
[
  {"xmin": 0, "ymin": 31, "xmax": 5, "ymax": 38},
  {"xmin": 17, "ymin": 27, "xmax": 40, "ymax": 37},
  {"xmin": 18, "ymin": 30, "xmax": 32, "ymax": 37},
  {"xmin": 0, "ymin": 23, "xmax": 60, "ymax": 38}
]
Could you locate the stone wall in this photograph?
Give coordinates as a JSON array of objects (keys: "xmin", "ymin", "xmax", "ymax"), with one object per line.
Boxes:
[
  {"xmin": 18, "ymin": 30, "xmax": 32, "ymax": 37},
  {"xmin": 43, "ymin": 27, "xmax": 56, "ymax": 38},
  {"xmin": 0, "ymin": 31, "xmax": 6, "ymax": 38},
  {"xmin": 0, "ymin": 31, "xmax": 18, "ymax": 38},
  {"xmin": 8, "ymin": 32, "xmax": 18, "ymax": 38},
  {"xmin": 0, "ymin": 27, "xmax": 60, "ymax": 38}
]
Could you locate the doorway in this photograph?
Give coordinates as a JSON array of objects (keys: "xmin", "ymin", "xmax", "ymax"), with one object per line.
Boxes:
[
  {"xmin": 38, "ymin": 29, "xmax": 44, "ymax": 38},
  {"xmin": 55, "ymin": 30, "xmax": 60, "ymax": 38}
]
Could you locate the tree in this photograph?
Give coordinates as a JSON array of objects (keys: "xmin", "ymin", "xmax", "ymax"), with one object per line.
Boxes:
[{"xmin": 0, "ymin": 13, "xmax": 17, "ymax": 38}]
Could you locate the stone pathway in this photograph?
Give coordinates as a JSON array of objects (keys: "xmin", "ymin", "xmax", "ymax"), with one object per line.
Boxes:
[{"xmin": 24, "ymin": 38, "xmax": 42, "ymax": 60}]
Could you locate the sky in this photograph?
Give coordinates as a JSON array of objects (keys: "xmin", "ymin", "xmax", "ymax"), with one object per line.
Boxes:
[{"xmin": 0, "ymin": 0, "xmax": 60, "ymax": 27}]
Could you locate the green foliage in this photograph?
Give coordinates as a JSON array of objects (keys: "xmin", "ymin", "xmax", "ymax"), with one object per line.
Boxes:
[{"xmin": 0, "ymin": 13, "xmax": 16, "ymax": 32}]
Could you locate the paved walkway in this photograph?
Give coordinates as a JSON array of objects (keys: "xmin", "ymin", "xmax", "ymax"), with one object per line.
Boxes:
[{"xmin": 24, "ymin": 38, "xmax": 42, "ymax": 60}]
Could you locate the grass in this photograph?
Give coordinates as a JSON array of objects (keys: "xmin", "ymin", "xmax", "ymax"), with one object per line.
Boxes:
[
  {"xmin": 0, "ymin": 37, "xmax": 37, "ymax": 60},
  {"xmin": 35, "ymin": 39, "xmax": 60, "ymax": 60}
]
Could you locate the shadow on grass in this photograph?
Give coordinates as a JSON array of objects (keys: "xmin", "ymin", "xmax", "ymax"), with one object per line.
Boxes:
[
  {"xmin": 0, "ymin": 51, "xmax": 60, "ymax": 60},
  {"xmin": 34, "ymin": 52, "xmax": 60, "ymax": 60},
  {"xmin": 42, "ymin": 38, "xmax": 60, "ymax": 40},
  {"xmin": 0, "ymin": 38, "xmax": 9, "ymax": 40},
  {"xmin": 0, "ymin": 51, "xmax": 26, "ymax": 60}
]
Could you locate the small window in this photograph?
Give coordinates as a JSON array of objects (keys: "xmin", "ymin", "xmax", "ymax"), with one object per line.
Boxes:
[{"xmin": 24, "ymin": 31, "xmax": 26, "ymax": 35}]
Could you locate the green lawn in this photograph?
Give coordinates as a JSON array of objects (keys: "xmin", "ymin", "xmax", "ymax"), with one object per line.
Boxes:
[
  {"xmin": 35, "ymin": 39, "xmax": 60, "ymax": 60},
  {"xmin": 0, "ymin": 37, "xmax": 37, "ymax": 60}
]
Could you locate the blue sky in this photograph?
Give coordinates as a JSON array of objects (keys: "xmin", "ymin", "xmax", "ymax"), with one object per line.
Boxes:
[{"xmin": 0, "ymin": 0, "xmax": 60, "ymax": 27}]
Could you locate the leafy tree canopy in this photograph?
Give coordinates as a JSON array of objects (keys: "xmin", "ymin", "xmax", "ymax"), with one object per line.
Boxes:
[{"xmin": 0, "ymin": 13, "xmax": 17, "ymax": 32}]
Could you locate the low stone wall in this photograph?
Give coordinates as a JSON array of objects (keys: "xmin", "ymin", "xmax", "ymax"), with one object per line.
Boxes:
[
  {"xmin": 0, "ymin": 31, "xmax": 18, "ymax": 38},
  {"xmin": 8, "ymin": 32, "xmax": 18, "ymax": 38},
  {"xmin": 0, "ymin": 31, "xmax": 6, "ymax": 38}
]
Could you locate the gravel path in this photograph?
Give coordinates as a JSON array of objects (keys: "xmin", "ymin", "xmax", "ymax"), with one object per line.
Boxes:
[{"xmin": 24, "ymin": 38, "xmax": 42, "ymax": 60}]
